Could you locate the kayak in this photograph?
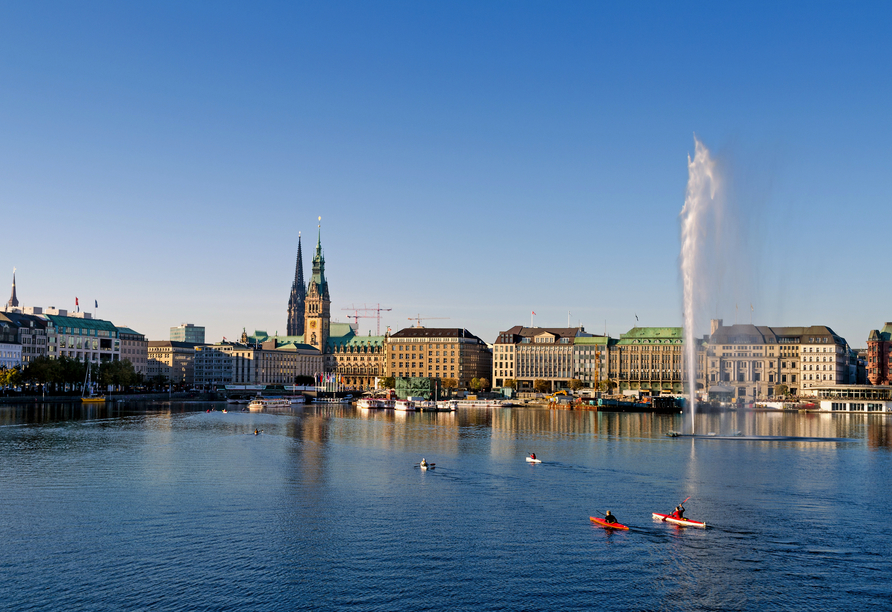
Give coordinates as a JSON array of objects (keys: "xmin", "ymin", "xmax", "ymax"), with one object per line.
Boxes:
[
  {"xmin": 652, "ymin": 513, "xmax": 707, "ymax": 528},
  {"xmin": 525, "ymin": 457, "xmax": 542, "ymax": 463},
  {"xmin": 590, "ymin": 516, "xmax": 629, "ymax": 530}
]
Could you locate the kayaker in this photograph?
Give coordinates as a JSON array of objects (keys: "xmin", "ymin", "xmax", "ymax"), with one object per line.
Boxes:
[
  {"xmin": 254, "ymin": 429, "xmax": 259, "ymax": 435},
  {"xmin": 603, "ymin": 511, "xmax": 618, "ymax": 524},
  {"xmin": 420, "ymin": 458, "xmax": 428, "ymax": 468},
  {"xmin": 676, "ymin": 505, "xmax": 685, "ymax": 519},
  {"xmin": 530, "ymin": 453, "xmax": 536, "ymax": 460}
]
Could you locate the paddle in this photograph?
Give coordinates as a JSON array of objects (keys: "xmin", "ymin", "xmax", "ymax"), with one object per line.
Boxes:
[{"xmin": 662, "ymin": 496, "xmax": 692, "ymax": 521}]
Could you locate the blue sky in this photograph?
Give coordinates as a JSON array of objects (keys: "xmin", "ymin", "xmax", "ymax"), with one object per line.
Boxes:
[{"xmin": 2, "ymin": 2, "xmax": 889, "ymax": 347}]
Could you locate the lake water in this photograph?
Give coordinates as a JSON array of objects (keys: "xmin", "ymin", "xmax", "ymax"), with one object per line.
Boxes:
[{"xmin": 1, "ymin": 401, "xmax": 890, "ymax": 611}]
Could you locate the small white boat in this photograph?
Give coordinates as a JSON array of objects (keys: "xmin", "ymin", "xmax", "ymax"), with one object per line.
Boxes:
[
  {"xmin": 436, "ymin": 400, "xmax": 459, "ymax": 412},
  {"xmin": 289, "ymin": 396, "xmax": 306, "ymax": 404},
  {"xmin": 394, "ymin": 400, "xmax": 417, "ymax": 411},
  {"xmin": 357, "ymin": 398, "xmax": 392, "ymax": 409},
  {"xmin": 415, "ymin": 400, "xmax": 438, "ymax": 411},
  {"xmin": 419, "ymin": 459, "xmax": 435, "ymax": 471},
  {"xmin": 248, "ymin": 397, "xmax": 292, "ymax": 411},
  {"xmin": 525, "ymin": 456, "xmax": 542, "ymax": 464}
]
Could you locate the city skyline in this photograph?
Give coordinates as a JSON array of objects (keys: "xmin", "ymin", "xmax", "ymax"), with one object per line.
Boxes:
[{"xmin": 2, "ymin": 3, "xmax": 890, "ymax": 346}]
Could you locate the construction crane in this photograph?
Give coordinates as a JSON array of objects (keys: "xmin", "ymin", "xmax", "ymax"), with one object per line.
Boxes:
[
  {"xmin": 408, "ymin": 314, "xmax": 450, "ymax": 328},
  {"xmin": 341, "ymin": 303, "xmax": 393, "ymax": 335}
]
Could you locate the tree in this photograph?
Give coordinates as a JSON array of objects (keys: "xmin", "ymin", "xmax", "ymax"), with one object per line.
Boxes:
[
  {"xmin": 597, "ymin": 380, "xmax": 609, "ymax": 392},
  {"xmin": 502, "ymin": 379, "xmax": 516, "ymax": 389},
  {"xmin": 441, "ymin": 378, "xmax": 458, "ymax": 391},
  {"xmin": 469, "ymin": 378, "xmax": 481, "ymax": 391},
  {"xmin": 569, "ymin": 378, "xmax": 583, "ymax": 391},
  {"xmin": 533, "ymin": 379, "xmax": 549, "ymax": 393},
  {"xmin": 479, "ymin": 377, "xmax": 490, "ymax": 392},
  {"xmin": 380, "ymin": 376, "xmax": 395, "ymax": 389},
  {"xmin": 774, "ymin": 384, "xmax": 789, "ymax": 398}
]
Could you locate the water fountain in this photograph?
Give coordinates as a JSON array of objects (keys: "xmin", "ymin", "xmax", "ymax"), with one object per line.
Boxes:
[{"xmin": 679, "ymin": 136, "xmax": 718, "ymax": 434}]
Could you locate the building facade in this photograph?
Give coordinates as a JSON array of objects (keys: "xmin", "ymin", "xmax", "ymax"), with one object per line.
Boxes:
[
  {"xmin": 46, "ymin": 311, "xmax": 120, "ymax": 365},
  {"xmin": 609, "ymin": 327, "xmax": 687, "ymax": 395},
  {"xmin": 573, "ymin": 336, "xmax": 613, "ymax": 389},
  {"xmin": 493, "ymin": 326, "xmax": 591, "ymax": 392},
  {"xmin": 0, "ymin": 316, "xmax": 22, "ymax": 368},
  {"xmin": 117, "ymin": 327, "xmax": 148, "ymax": 375},
  {"xmin": 866, "ymin": 323, "xmax": 892, "ymax": 385},
  {"xmin": 703, "ymin": 320, "xmax": 850, "ymax": 400},
  {"xmin": 388, "ymin": 327, "xmax": 492, "ymax": 389},
  {"xmin": 170, "ymin": 323, "xmax": 205, "ymax": 344},
  {"xmin": 224, "ymin": 337, "xmax": 323, "ymax": 386},
  {"xmin": 147, "ymin": 341, "xmax": 197, "ymax": 385}
]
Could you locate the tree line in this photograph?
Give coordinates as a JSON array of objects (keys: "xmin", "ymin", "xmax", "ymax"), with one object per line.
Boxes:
[{"xmin": 0, "ymin": 356, "xmax": 146, "ymax": 394}]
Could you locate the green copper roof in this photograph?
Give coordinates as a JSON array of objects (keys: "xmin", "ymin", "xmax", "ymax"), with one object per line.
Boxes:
[
  {"xmin": 617, "ymin": 326, "xmax": 684, "ymax": 345},
  {"xmin": 574, "ymin": 336, "xmax": 611, "ymax": 346}
]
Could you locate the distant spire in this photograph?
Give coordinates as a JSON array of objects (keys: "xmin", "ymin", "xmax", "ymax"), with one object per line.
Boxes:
[
  {"xmin": 287, "ymin": 233, "xmax": 307, "ymax": 336},
  {"xmin": 294, "ymin": 233, "xmax": 305, "ymax": 289},
  {"xmin": 7, "ymin": 269, "xmax": 18, "ymax": 308}
]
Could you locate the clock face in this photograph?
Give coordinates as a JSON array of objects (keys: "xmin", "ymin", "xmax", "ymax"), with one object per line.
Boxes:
[{"xmin": 310, "ymin": 320, "xmax": 317, "ymax": 329}]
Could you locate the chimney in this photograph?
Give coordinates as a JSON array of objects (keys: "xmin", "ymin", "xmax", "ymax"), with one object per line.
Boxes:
[{"xmin": 710, "ymin": 319, "xmax": 723, "ymax": 335}]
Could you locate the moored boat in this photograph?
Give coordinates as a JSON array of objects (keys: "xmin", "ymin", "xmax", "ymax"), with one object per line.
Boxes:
[
  {"xmin": 652, "ymin": 513, "xmax": 707, "ymax": 528},
  {"xmin": 248, "ymin": 397, "xmax": 292, "ymax": 411},
  {"xmin": 394, "ymin": 400, "xmax": 417, "ymax": 411},
  {"xmin": 590, "ymin": 516, "xmax": 629, "ymax": 530},
  {"xmin": 357, "ymin": 398, "xmax": 392, "ymax": 409}
]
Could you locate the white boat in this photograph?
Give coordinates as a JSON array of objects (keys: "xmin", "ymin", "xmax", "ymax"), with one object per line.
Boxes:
[
  {"xmin": 357, "ymin": 398, "xmax": 393, "ymax": 409},
  {"xmin": 248, "ymin": 397, "xmax": 292, "ymax": 411},
  {"xmin": 415, "ymin": 400, "xmax": 438, "ymax": 411},
  {"xmin": 525, "ymin": 456, "xmax": 542, "ymax": 463},
  {"xmin": 394, "ymin": 400, "xmax": 417, "ymax": 411},
  {"xmin": 436, "ymin": 400, "xmax": 459, "ymax": 412},
  {"xmin": 289, "ymin": 395, "xmax": 306, "ymax": 404},
  {"xmin": 452, "ymin": 399, "xmax": 505, "ymax": 409}
]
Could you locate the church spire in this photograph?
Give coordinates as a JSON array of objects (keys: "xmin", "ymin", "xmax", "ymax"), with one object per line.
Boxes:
[
  {"xmin": 7, "ymin": 269, "xmax": 18, "ymax": 308},
  {"xmin": 287, "ymin": 234, "xmax": 306, "ymax": 336}
]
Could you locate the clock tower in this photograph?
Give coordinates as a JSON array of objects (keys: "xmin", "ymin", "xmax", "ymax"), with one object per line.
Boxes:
[{"xmin": 304, "ymin": 220, "xmax": 331, "ymax": 352}]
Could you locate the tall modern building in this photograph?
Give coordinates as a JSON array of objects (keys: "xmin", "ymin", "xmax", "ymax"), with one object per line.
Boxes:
[
  {"xmin": 286, "ymin": 234, "xmax": 306, "ymax": 336},
  {"xmin": 170, "ymin": 323, "xmax": 205, "ymax": 344}
]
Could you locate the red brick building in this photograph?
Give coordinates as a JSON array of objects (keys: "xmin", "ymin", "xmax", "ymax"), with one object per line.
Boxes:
[{"xmin": 867, "ymin": 323, "xmax": 892, "ymax": 385}]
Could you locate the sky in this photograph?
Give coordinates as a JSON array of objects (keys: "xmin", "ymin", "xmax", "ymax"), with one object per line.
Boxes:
[{"xmin": 2, "ymin": 1, "xmax": 890, "ymax": 347}]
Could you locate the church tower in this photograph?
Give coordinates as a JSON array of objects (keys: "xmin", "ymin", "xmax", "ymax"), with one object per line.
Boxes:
[
  {"xmin": 7, "ymin": 269, "xmax": 19, "ymax": 308},
  {"xmin": 304, "ymin": 220, "xmax": 331, "ymax": 352},
  {"xmin": 286, "ymin": 235, "xmax": 306, "ymax": 336}
]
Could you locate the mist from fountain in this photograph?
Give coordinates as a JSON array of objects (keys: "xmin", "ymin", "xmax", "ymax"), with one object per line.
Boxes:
[{"xmin": 679, "ymin": 136, "xmax": 719, "ymax": 434}]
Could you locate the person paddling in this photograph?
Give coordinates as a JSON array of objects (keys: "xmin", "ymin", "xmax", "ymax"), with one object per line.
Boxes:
[
  {"xmin": 420, "ymin": 458, "xmax": 428, "ymax": 468},
  {"xmin": 603, "ymin": 510, "xmax": 618, "ymax": 524},
  {"xmin": 529, "ymin": 453, "xmax": 536, "ymax": 460}
]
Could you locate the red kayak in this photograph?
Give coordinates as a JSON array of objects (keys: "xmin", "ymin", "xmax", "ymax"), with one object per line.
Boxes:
[
  {"xmin": 590, "ymin": 516, "xmax": 629, "ymax": 530},
  {"xmin": 652, "ymin": 513, "xmax": 707, "ymax": 528}
]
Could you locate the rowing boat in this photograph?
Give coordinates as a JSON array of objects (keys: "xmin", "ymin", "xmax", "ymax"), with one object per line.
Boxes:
[
  {"xmin": 652, "ymin": 513, "xmax": 707, "ymax": 528},
  {"xmin": 590, "ymin": 516, "xmax": 629, "ymax": 530}
]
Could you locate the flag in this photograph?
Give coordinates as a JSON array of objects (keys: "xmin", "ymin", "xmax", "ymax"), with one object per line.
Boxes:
[
  {"xmin": 75, "ymin": 297, "xmax": 79, "ymax": 312},
  {"xmin": 95, "ymin": 300, "xmax": 98, "ymax": 308},
  {"xmin": 635, "ymin": 314, "xmax": 638, "ymax": 321},
  {"xmin": 750, "ymin": 304, "xmax": 753, "ymax": 312},
  {"xmin": 532, "ymin": 311, "xmax": 536, "ymax": 315}
]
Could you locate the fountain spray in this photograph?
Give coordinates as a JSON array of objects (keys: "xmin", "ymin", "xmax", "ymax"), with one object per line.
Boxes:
[{"xmin": 679, "ymin": 136, "xmax": 718, "ymax": 434}]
